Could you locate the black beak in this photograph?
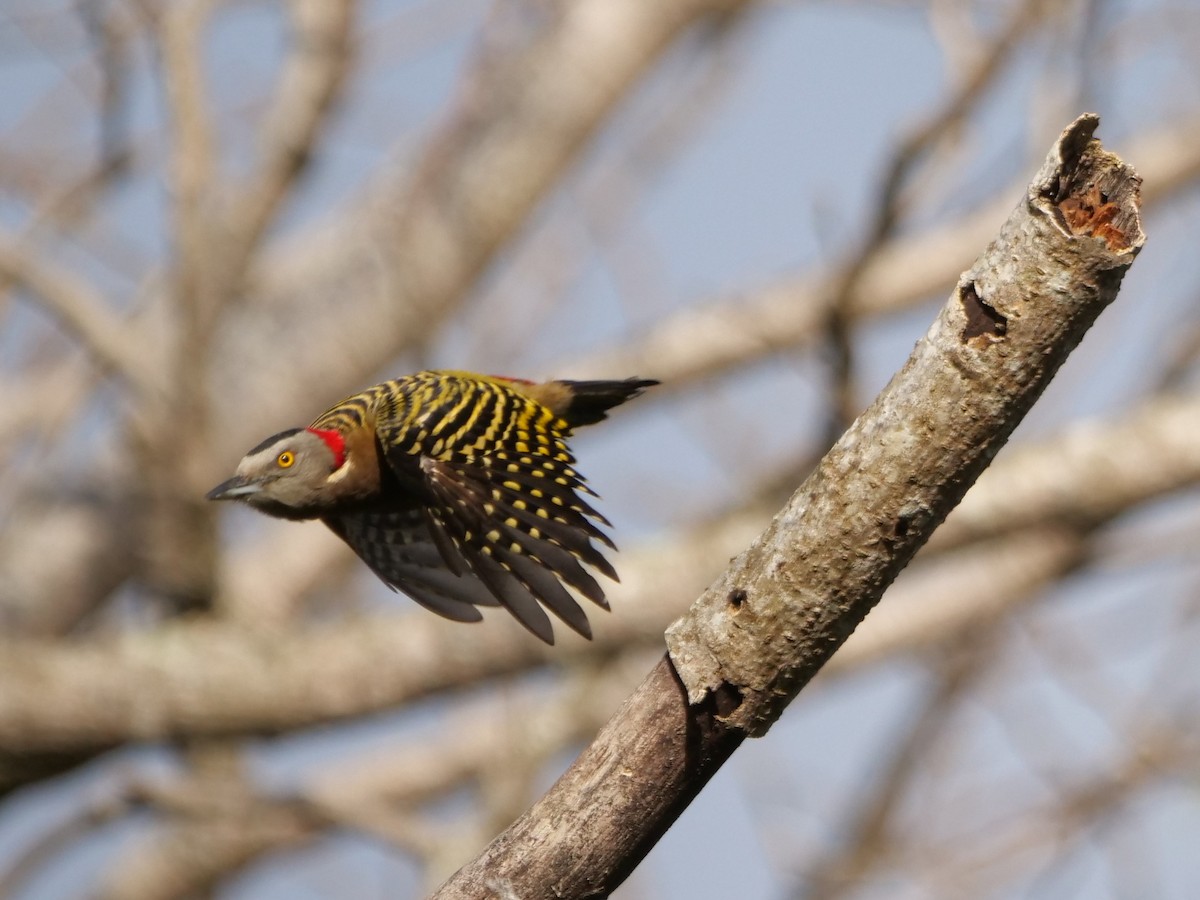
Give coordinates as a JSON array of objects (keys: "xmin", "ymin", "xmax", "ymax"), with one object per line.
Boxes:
[{"xmin": 206, "ymin": 475, "xmax": 262, "ymax": 501}]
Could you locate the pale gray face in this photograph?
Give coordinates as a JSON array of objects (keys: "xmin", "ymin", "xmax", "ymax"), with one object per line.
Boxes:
[{"xmin": 207, "ymin": 428, "xmax": 339, "ymax": 520}]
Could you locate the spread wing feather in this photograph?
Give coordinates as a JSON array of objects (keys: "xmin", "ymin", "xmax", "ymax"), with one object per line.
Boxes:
[
  {"xmin": 368, "ymin": 373, "xmax": 624, "ymax": 642},
  {"xmin": 323, "ymin": 510, "xmax": 502, "ymax": 623},
  {"xmin": 420, "ymin": 457, "xmax": 599, "ymax": 640},
  {"xmin": 479, "ymin": 463, "xmax": 615, "ymax": 540}
]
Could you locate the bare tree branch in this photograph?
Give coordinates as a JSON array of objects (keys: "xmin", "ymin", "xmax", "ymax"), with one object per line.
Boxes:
[
  {"xmin": 9, "ymin": 383, "xmax": 1198, "ymax": 771},
  {"xmin": 801, "ymin": 632, "xmax": 1000, "ymax": 900},
  {"xmin": 559, "ymin": 116, "xmax": 1199, "ymax": 390},
  {"xmin": 227, "ymin": 0, "xmax": 355, "ymax": 264},
  {"xmin": 220, "ymin": 0, "xmax": 755, "ymax": 436},
  {"xmin": 928, "ymin": 392, "xmax": 1200, "ymax": 552},
  {"xmin": 0, "ymin": 228, "xmax": 148, "ymax": 388},
  {"xmin": 432, "ymin": 114, "xmax": 1144, "ymax": 898},
  {"xmin": 89, "ymin": 655, "xmax": 656, "ymax": 899},
  {"xmin": 820, "ymin": 0, "xmax": 1046, "ymax": 439}
]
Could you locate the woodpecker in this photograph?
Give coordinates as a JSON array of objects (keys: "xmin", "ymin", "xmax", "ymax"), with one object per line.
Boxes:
[{"xmin": 207, "ymin": 370, "xmax": 657, "ymax": 643}]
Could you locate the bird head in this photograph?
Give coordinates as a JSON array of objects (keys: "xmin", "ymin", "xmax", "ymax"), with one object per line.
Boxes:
[{"xmin": 206, "ymin": 427, "xmax": 347, "ymax": 519}]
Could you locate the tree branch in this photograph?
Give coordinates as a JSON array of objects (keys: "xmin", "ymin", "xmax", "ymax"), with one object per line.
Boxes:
[
  {"xmin": 225, "ymin": 0, "xmax": 355, "ymax": 274},
  {"xmin": 558, "ymin": 116, "xmax": 1196, "ymax": 391},
  {"xmin": 431, "ymin": 114, "xmax": 1144, "ymax": 898},
  {"xmin": 218, "ymin": 0, "xmax": 754, "ymax": 442},
  {"xmin": 0, "ymin": 228, "xmax": 148, "ymax": 388},
  {"xmin": 10, "ymin": 387, "xmax": 1196, "ymax": 773}
]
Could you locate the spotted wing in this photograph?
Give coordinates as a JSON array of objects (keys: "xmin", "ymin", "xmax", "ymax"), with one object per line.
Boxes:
[
  {"xmin": 323, "ymin": 509, "xmax": 502, "ymax": 623},
  {"xmin": 376, "ymin": 374, "xmax": 620, "ymax": 643}
]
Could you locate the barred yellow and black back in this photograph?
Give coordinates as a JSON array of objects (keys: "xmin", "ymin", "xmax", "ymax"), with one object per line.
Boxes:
[{"xmin": 210, "ymin": 370, "xmax": 656, "ymax": 643}]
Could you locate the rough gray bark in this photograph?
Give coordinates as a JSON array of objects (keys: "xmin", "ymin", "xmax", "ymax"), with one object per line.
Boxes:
[
  {"xmin": 665, "ymin": 113, "xmax": 1143, "ymax": 733},
  {"xmin": 432, "ymin": 114, "xmax": 1143, "ymax": 898}
]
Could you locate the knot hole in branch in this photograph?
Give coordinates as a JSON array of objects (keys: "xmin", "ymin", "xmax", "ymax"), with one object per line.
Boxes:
[{"xmin": 960, "ymin": 281, "xmax": 1008, "ymax": 345}]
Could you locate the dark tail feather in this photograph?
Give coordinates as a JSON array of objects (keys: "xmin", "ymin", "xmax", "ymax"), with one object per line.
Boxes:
[{"xmin": 556, "ymin": 378, "xmax": 659, "ymax": 428}]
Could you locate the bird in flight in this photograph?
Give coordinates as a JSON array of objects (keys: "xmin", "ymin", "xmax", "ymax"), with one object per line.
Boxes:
[{"xmin": 208, "ymin": 370, "xmax": 657, "ymax": 643}]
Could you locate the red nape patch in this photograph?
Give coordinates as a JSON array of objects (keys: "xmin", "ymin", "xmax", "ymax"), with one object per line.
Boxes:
[
  {"xmin": 307, "ymin": 428, "xmax": 347, "ymax": 469},
  {"xmin": 488, "ymin": 374, "xmax": 535, "ymax": 385}
]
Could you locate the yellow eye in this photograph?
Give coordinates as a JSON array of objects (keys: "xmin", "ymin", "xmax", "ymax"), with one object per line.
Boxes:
[{"xmin": 277, "ymin": 451, "xmax": 295, "ymax": 468}]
